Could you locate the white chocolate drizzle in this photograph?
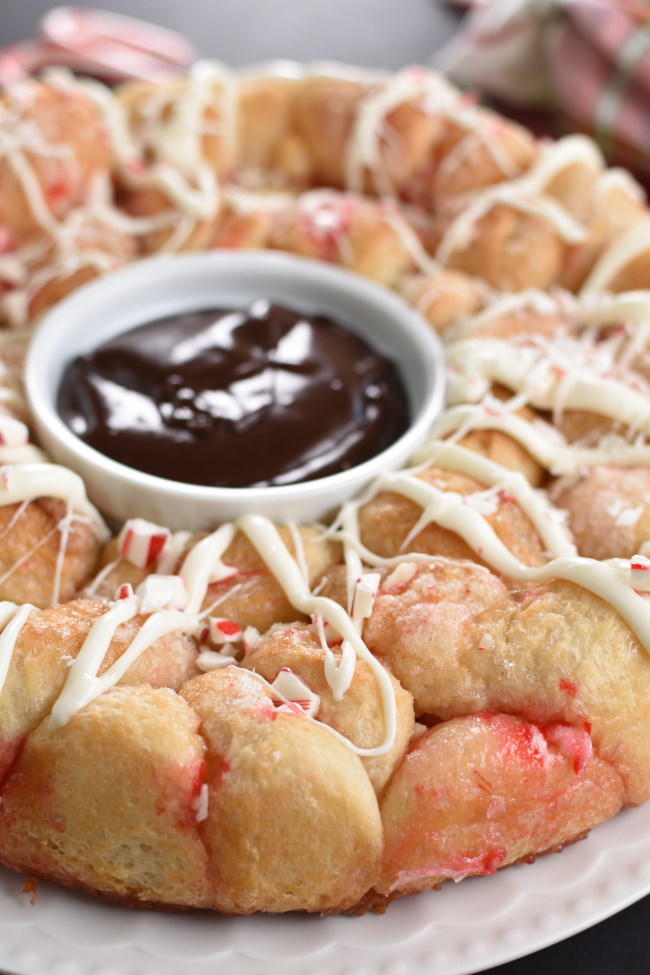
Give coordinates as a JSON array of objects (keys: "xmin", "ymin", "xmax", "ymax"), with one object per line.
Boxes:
[
  {"xmin": 0, "ymin": 602, "xmax": 37, "ymax": 696},
  {"xmin": 429, "ymin": 404, "xmax": 650, "ymax": 476},
  {"xmin": 581, "ymin": 221, "xmax": 650, "ymax": 294},
  {"xmin": 445, "ymin": 335, "xmax": 650, "ymax": 434},
  {"xmin": 25, "ymin": 510, "xmax": 398, "ymax": 756},
  {"xmin": 238, "ymin": 514, "xmax": 396, "ymax": 756},
  {"xmin": 49, "ymin": 594, "xmax": 198, "ymax": 728},
  {"xmin": 434, "ymin": 135, "xmax": 615, "ymax": 266},
  {"xmin": 337, "ymin": 442, "xmax": 650, "ymax": 655},
  {"xmin": 0, "ymin": 464, "xmax": 109, "ymax": 540}
]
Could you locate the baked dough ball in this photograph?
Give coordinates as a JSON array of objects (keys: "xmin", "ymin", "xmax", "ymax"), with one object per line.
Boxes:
[
  {"xmin": 0, "ymin": 79, "xmax": 111, "ymax": 246},
  {"xmin": 181, "ymin": 668, "xmax": 383, "ymax": 913},
  {"xmin": 363, "ymin": 559, "xmax": 516, "ymax": 716},
  {"xmin": 213, "ymin": 189, "xmax": 431, "ymax": 288},
  {"xmin": 550, "ymin": 466, "xmax": 650, "ymax": 560},
  {"xmin": 0, "ymin": 598, "xmax": 199, "ymax": 781},
  {"xmin": 399, "ymin": 269, "xmax": 486, "ymax": 333},
  {"xmin": 243, "ymin": 621, "xmax": 415, "ymax": 793},
  {"xmin": 236, "ymin": 73, "xmax": 311, "ymax": 187},
  {"xmin": 3, "ymin": 209, "xmax": 135, "ymax": 328},
  {"xmin": 433, "ymin": 201, "xmax": 565, "ymax": 292},
  {"xmin": 358, "ymin": 467, "xmax": 549, "ymax": 567},
  {"xmin": 366, "ymin": 572, "xmax": 650, "ymax": 805},
  {"xmin": 0, "ymin": 684, "xmax": 211, "ymax": 907},
  {"xmin": 290, "ymin": 72, "xmax": 536, "ymax": 209},
  {"xmin": 375, "ymin": 712, "xmax": 624, "ymax": 900},
  {"xmin": 0, "ymin": 498, "xmax": 102, "ymax": 607},
  {"xmin": 115, "ymin": 71, "xmax": 236, "ymax": 253}
]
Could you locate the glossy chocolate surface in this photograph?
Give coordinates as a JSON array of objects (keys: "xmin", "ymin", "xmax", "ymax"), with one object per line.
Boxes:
[{"xmin": 58, "ymin": 300, "xmax": 411, "ymax": 488}]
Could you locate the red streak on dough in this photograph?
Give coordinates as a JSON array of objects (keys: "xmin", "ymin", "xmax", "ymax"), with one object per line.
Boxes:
[
  {"xmin": 437, "ymin": 848, "xmax": 506, "ymax": 880},
  {"xmin": 475, "ymin": 713, "xmax": 548, "ymax": 767},
  {"xmin": 558, "ymin": 677, "xmax": 578, "ymax": 698}
]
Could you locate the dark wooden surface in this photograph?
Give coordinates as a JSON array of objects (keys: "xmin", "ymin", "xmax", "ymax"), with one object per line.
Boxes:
[{"xmin": 1, "ymin": 3, "xmax": 648, "ymax": 973}]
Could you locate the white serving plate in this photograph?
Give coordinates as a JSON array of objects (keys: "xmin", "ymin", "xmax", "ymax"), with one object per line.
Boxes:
[{"xmin": 1, "ymin": 802, "xmax": 649, "ymax": 975}]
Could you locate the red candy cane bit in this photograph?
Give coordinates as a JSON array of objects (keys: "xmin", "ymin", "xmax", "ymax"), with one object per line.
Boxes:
[
  {"xmin": 117, "ymin": 518, "xmax": 171, "ymax": 569},
  {"xmin": 116, "ymin": 583, "xmax": 134, "ymax": 600},
  {"xmin": 472, "ymin": 768, "xmax": 493, "ymax": 795},
  {"xmin": 350, "ymin": 572, "xmax": 381, "ymax": 621},
  {"xmin": 484, "ymin": 401, "xmax": 503, "ymax": 417},
  {"xmin": 209, "ymin": 617, "xmax": 243, "ymax": 644},
  {"xmin": 380, "ymin": 561, "xmax": 418, "ymax": 594},
  {"xmin": 437, "ymin": 848, "xmax": 506, "ymax": 882},
  {"xmin": 459, "ymin": 90, "xmax": 479, "ymax": 108},
  {"xmin": 631, "ymin": 554, "xmax": 650, "ymax": 592},
  {"xmin": 545, "ymin": 723, "xmax": 593, "ymax": 774},
  {"xmin": 148, "ymin": 532, "xmax": 170, "ymax": 565},
  {"xmin": 271, "ymin": 668, "xmax": 320, "ymax": 717},
  {"xmin": 45, "ymin": 176, "xmax": 70, "ymax": 202},
  {"xmin": 558, "ymin": 676, "xmax": 577, "ymax": 698},
  {"xmin": 217, "ymin": 619, "xmax": 241, "ymax": 637},
  {"xmin": 477, "ymin": 713, "xmax": 549, "ymax": 767}
]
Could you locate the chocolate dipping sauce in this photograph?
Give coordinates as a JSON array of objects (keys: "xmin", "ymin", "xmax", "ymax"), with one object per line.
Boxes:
[{"xmin": 57, "ymin": 299, "xmax": 411, "ymax": 488}]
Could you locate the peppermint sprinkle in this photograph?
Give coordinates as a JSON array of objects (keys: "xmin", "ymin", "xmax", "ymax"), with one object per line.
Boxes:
[
  {"xmin": 271, "ymin": 668, "xmax": 320, "ymax": 718},
  {"xmin": 350, "ymin": 572, "xmax": 381, "ymax": 622},
  {"xmin": 630, "ymin": 555, "xmax": 650, "ymax": 592},
  {"xmin": 0, "ymin": 416, "xmax": 28, "ymax": 447},
  {"xmin": 209, "ymin": 616, "xmax": 242, "ymax": 644},
  {"xmin": 117, "ymin": 518, "xmax": 171, "ymax": 569},
  {"xmin": 192, "ymin": 783, "xmax": 209, "ymax": 822},
  {"xmin": 135, "ymin": 574, "xmax": 188, "ymax": 613}
]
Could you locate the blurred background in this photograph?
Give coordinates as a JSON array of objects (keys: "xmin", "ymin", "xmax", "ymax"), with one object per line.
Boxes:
[{"xmin": 0, "ymin": 0, "xmax": 461, "ymax": 70}]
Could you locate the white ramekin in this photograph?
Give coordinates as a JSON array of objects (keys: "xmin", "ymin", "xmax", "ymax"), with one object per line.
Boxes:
[{"xmin": 26, "ymin": 251, "xmax": 445, "ymax": 530}]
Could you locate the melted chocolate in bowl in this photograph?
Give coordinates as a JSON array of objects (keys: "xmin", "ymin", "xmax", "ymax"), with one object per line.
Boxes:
[{"xmin": 57, "ymin": 299, "xmax": 411, "ymax": 488}]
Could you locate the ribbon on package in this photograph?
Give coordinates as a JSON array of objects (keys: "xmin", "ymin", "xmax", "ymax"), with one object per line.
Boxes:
[
  {"xmin": 0, "ymin": 6, "xmax": 196, "ymax": 85},
  {"xmin": 435, "ymin": 0, "xmax": 650, "ymax": 174}
]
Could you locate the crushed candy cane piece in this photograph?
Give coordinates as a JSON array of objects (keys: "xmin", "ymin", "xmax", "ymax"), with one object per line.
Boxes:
[
  {"xmin": 607, "ymin": 499, "xmax": 643, "ymax": 527},
  {"xmin": 209, "ymin": 560, "xmax": 238, "ymax": 584},
  {"xmin": 381, "ymin": 562, "xmax": 418, "ymax": 594},
  {"xmin": 0, "ymin": 416, "xmax": 28, "ymax": 447},
  {"xmin": 545, "ymin": 724, "xmax": 593, "ymax": 774},
  {"xmin": 209, "ymin": 616, "xmax": 242, "ymax": 644},
  {"xmin": 191, "ymin": 783, "xmax": 209, "ymax": 822},
  {"xmin": 271, "ymin": 668, "xmax": 320, "ymax": 717},
  {"xmin": 196, "ymin": 647, "xmax": 239, "ymax": 671},
  {"xmin": 350, "ymin": 572, "xmax": 381, "ymax": 621},
  {"xmin": 116, "ymin": 583, "xmax": 134, "ymax": 601},
  {"xmin": 156, "ymin": 530, "xmax": 192, "ymax": 575},
  {"xmin": 242, "ymin": 625, "xmax": 261, "ymax": 652},
  {"xmin": 117, "ymin": 518, "xmax": 171, "ymax": 569},
  {"xmin": 135, "ymin": 574, "xmax": 188, "ymax": 612},
  {"xmin": 630, "ymin": 554, "xmax": 650, "ymax": 591}
]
